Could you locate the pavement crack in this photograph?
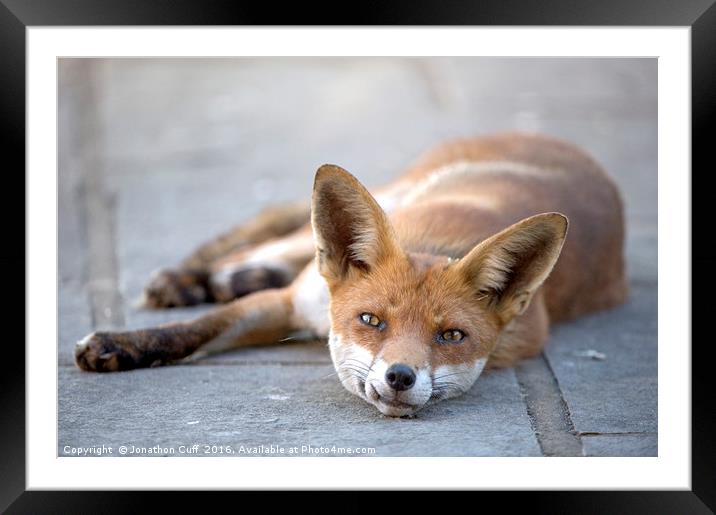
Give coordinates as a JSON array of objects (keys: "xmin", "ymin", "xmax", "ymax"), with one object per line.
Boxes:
[
  {"xmin": 515, "ymin": 353, "xmax": 584, "ymax": 457},
  {"xmin": 78, "ymin": 63, "xmax": 125, "ymax": 331},
  {"xmin": 579, "ymin": 431, "xmax": 657, "ymax": 437}
]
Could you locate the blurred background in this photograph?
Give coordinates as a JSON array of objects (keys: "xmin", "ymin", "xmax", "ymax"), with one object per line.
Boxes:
[
  {"xmin": 59, "ymin": 58, "xmax": 656, "ymax": 318},
  {"xmin": 58, "ymin": 58, "xmax": 657, "ymax": 457}
]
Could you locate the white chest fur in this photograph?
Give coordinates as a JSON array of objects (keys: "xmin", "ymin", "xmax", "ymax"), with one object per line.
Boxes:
[{"xmin": 291, "ymin": 262, "xmax": 331, "ymax": 336}]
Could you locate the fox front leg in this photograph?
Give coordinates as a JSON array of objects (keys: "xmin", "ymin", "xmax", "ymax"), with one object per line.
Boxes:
[{"xmin": 75, "ymin": 288, "xmax": 298, "ymax": 372}]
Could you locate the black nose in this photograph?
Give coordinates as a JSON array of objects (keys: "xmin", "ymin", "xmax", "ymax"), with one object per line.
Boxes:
[{"xmin": 385, "ymin": 364, "xmax": 416, "ymax": 391}]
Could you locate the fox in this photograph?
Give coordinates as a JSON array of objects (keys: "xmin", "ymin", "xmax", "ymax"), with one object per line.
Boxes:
[{"xmin": 74, "ymin": 132, "xmax": 628, "ymax": 417}]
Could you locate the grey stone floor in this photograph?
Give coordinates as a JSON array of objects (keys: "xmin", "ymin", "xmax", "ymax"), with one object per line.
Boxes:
[{"xmin": 58, "ymin": 58, "xmax": 657, "ymax": 457}]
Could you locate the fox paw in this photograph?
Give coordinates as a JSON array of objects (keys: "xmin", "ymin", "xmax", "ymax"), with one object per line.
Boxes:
[
  {"xmin": 209, "ymin": 265, "xmax": 289, "ymax": 302},
  {"xmin": 142, "ymin": 268, "xmax": 209, "ymax": 308},
  {"xmin": 74, "ymin": 332, "xmax": 146, "ymax": 372}
]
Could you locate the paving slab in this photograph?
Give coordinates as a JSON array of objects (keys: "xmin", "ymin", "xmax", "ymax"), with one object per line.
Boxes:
[
  {"xmin": 197, "ymin": 339, "xmax": 331, "ymax": 365},
  {"xmin": 58, "ymin": 288, "xmax": 93, "ymax": 367},
  {"xmin": 544, "ymin": 280, "xmax": 658, "ymax": 435},
  {"xmin": 100, "ymin": 57, "xmax": 442, "ymax": 198},
  {"xmin": 59, "ymin": 365, "xmax": 540, "ymax": 457},
  {"xmin": 58, "ymin": 80, "xmax": 93, "ymax": 366},
  {"xmin": 582, "ymin": 434, "xmax": 658, "ymax": 457},
  {"xmin": 625, "ymin": 223, "xmax": 658, "ymax": 283}
]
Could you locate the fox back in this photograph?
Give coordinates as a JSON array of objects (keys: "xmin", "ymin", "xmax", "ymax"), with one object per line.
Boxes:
[{"xmin": 308, "ymin": 133, "xmax": 627, "ymax": 416}]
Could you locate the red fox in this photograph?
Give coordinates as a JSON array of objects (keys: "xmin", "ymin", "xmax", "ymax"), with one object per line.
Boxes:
[{"xmin": 75, "ymin": 132, "xmax": 628, "ymax": 417}]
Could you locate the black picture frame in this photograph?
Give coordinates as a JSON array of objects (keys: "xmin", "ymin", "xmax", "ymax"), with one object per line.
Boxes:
[{"xmin": 3, "ymin": 0, "xmax": 713, "ymax": 512}]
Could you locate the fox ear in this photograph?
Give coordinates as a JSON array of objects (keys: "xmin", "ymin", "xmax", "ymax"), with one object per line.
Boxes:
[
  {"xmin": 311, "ymin": 164, "xmax": 401, "ymax": 282},
  {"xmin": 455, "ymin": 213, "xmax": 568, "ymax": 324}
]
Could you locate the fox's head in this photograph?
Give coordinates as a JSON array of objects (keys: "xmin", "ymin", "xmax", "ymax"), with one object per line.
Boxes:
[{"xmin": 311, "ymin": 164, "xmax": 568, "ymax": 417}]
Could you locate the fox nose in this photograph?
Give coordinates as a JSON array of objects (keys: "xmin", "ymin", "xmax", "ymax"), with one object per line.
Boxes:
[{"xmin": 385, "ymin": 364, "xmax": 416, "ymax": 391}]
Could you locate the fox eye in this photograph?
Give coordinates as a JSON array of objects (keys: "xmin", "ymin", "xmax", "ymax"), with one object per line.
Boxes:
[
  {"xmin": 439, "ymin": 329, "xmax": 466, "ymax": 343},
  {"xmin": 360, "ymin": 313, "xmax": 382, "ymax": 328}
]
